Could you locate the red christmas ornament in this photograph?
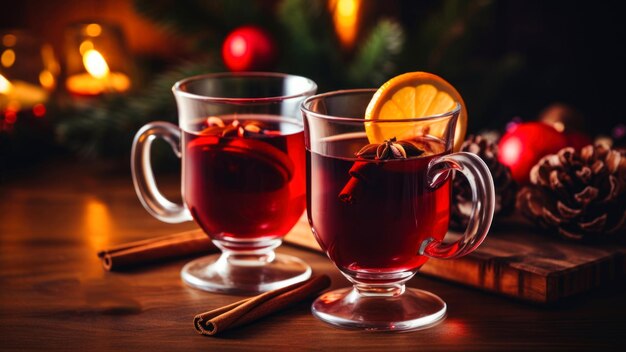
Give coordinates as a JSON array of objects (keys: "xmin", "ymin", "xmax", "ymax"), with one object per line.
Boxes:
[
  {"xmin": 222, "ymin": 26, "xmax": 276, "ymax": 72},
  {"xmin": 498, "ymin": 122, "xmax": 568, "ymax": 185}
]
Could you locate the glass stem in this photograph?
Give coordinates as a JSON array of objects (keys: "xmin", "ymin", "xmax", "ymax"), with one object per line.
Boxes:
[
  {"xmin": 354, "ymin": 282, "xmax": 406, "ymax": 297},
  {"xmin": 214, "ymin": 238, "xmax": 281, "ymax": 266}
]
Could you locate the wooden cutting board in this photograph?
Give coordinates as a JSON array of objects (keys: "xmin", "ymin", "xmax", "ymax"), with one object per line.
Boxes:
[{"xmin": 284, "ymin": 215, "xmax": 626, "ymax": 303}]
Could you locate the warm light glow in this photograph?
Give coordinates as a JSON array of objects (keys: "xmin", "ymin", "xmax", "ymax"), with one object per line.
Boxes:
[
  {"xmin": 83, "ymin": 49, "xmax": 110, "ymax": 79},
  {"xmin": 0, "ymin": 77, "xmax": 48, "ymax": 109},
  {"xmin": 84, "ymin": 198, "xmax": 112, "ymax": 251},
  {"xmin": 41, "ymin": 44, "xmax": 60, "ymax": 75},
  {"xmin": 2, "ymin": 34, "xmax": 16, "ymax": 47},
  {"xmin": 1, "ymin": 49, "xmax": 15, "ymax": 68},
  {"xmin": 39, "ymin": 70, "xmax": 55, "ymax": 90},
  {"xmin": 0, "ymin": 73, "xmax": 12, "ymax": 94},
  {"xmin": 85, "ymin": 23, "xmax": 103, "ymax": 37},
  {"xmin": 329, "ymin": 0, "xmax": 361, "ymax": 48},
  {"xmin": 66, "ymin": 72, "xmax": 131, "ymax": 96},
  {"xmin": 79, "ymin": 40, "xmax": 94, "ymax": 55},
  {"xmin": 442, "ymin": 318, "xmax": 470, "ymax": 339}
]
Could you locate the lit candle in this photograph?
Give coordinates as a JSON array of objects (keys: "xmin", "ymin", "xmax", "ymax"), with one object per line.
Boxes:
[
  {"xmin": 0, "ymin": 73, "xmax": 48, "ymax": 109},
  {"xmin": 65, "ymin": 48, "xmax": 130, "ymax": 96},
  {"xmin": 329, "ymin": 0, "xmax": 361, "ymax": 49}
]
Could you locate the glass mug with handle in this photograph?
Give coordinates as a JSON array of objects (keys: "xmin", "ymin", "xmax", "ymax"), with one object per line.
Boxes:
[
  {"xmin": 132, "ymin": 72, "xmax": 317, "ymax": 294},
  {"xmin": 302, "ymin": 89, "xmax": 494, "ymax": 331}
]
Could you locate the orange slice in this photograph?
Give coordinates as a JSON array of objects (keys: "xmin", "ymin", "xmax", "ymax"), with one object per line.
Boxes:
[{"xmin": 365, "ymin": 72, "xmax": 467, "ymax": 151}]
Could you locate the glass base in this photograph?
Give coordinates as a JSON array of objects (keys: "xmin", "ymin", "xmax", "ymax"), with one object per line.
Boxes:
[
  {"xmin": 181, "ymin": 252, "xmax": 312, "ymax": 294},
  {"xmin": 311, "ymin": 286, "xmax": 446, "ymax": 331}
]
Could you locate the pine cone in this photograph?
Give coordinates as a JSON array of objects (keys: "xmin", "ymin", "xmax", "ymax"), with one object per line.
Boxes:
[
  {"xmin": 517, "ymin": 145, "xmax": 626, "ymax": 241},
  {"xmin": 451, "ymin": 134, "xmax": 517, "ymax": 229}
]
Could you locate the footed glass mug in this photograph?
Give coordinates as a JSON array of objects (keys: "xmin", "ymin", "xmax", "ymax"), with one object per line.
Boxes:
[
  {"xmin": 302, "ymin": 89, "xmax": 494, "ymax": 331},
  {"xmin": 132, "ymin": 72, "xmax": 317, "ymax": 294}
]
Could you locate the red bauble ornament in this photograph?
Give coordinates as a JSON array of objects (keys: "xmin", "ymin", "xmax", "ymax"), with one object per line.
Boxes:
[
  {"xmin": 222, "ymin": 26, "xmax": 276, "ymax": 72},
  {"xmin": 498, "ymin": 122, "xmax": 568, "ymax": 185}
]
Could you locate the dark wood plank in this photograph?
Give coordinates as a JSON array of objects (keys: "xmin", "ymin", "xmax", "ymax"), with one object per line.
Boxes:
[
  {"xmin": 421, "ymin": 225, "xmax": 626, "ymax": 303},
  {"xmin": 285, "ymin": 216, "xmax": 626, "ymax": 303},
  {"xmin": 1, "ymin": 161, "xmax": 625, "ymax": 351}
]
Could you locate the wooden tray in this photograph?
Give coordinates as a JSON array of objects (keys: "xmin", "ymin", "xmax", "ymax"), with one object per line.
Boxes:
[{"xmin": 284, "ymin": 215, "xmax": 626, "ymax": 303}]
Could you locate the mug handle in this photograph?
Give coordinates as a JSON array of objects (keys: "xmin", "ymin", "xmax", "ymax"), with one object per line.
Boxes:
[
  {"xmin": 420, "ymin": 152, "xmax": 495, "ymax": 259},
  {"xmin": 131, "ymin": 121, "xmax": 193, "ymax": 223}
]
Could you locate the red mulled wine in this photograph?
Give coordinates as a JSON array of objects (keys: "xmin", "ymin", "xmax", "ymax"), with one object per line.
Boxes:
[
  {"xmin": 306, "ymin": 134, "xmax": 451, "ymax": 273},
  {"xmin": 183, "ymin": 115, "xmax": 305, "ymax": 242}
]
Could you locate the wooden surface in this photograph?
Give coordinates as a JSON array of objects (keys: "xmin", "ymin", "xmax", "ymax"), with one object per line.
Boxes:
[
  {"xmin": 1, "ymin": 161, "xmax": 626, "ymax": 351},
  {"xmin": 285, "ymin": 217, "xmax": 626, "ymax": 303}
]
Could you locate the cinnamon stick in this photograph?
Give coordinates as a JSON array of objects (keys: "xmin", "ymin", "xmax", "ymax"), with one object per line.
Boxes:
[
  {"xmin": 339, "ymin": 161, "xmax": 380, "ymax": 204},
  {"xmin": 97, "ymin": 229, "xmax": 217, "ymax": 271},
  {"xmin": 193, "ymin": 274, "xmax": 331, "ymax": 336}
]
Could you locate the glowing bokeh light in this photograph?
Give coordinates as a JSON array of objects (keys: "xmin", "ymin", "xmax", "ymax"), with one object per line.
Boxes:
[
  {"xmin": 33, "ymin": 103, "xmax": 46, "ymax": 117},
  {"xmin": 39, "ymin": 70, "xmax": 55, "ymax": 90},
  {"xmin": 1, "ymin": 49, "xmax": 16, "ymax": 68},
  {"xmin": 85, "ymin": 23, "xmax": 103, "ymax": 37}
]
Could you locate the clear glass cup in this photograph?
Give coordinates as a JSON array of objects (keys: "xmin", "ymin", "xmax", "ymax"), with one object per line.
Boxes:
[
  {"xmin": 302, "ymin": 89, "xmax": 495, "ymax": 331},
  {"xmin": 132, "ymin": 72, "xmax": 317, "ymax": 294}
]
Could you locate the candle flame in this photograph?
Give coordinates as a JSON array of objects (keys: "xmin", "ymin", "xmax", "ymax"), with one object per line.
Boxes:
[
  {"xmin": 83, "ymin": 49, "xmax": 110, "ymax": 79},
  {"xmin": 329, "ymin": 0, "xmax": 361, "ymax": 49},
  {"xmin": 0, "ymin": 73, "xmax": 12, "ymax": 94}
]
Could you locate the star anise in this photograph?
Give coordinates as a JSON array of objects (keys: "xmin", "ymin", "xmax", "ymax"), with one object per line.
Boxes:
[
  {"xmin": 339, "ymin": 137, "xmax": 425, "ymax": 204},
  {"xmin": 355, "ymin": 137, "xmax": 424, "ymax": 160}
]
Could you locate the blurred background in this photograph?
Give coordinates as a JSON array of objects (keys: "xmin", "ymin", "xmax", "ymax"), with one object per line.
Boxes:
[{"xmin": 1, "ymin": 0, "xmax": 624, "ymax": 177}]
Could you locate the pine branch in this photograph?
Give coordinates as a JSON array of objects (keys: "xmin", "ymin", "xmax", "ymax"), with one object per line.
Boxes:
[
  {"xmin": 276, "ymin": 0, "xmax": 326, "ymax": 58},
  {"xmin": 276, "ymin": 0, "xmax": 342, "ymax": 89},
  {"xmin": 347, "ymin": 19, "xmax": 405, "ymax": 87}
]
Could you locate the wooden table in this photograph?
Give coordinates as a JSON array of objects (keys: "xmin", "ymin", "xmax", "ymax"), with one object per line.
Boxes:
[{"xmin": 1, "ymin": 161, "xmax": 625, "ymax": 351}]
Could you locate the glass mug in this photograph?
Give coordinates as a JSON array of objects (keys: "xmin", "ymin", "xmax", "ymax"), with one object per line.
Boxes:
[
  {"xmin": 131, "ymin": 72, "xmax": 317, "ymax": 294},
  {"xmin": 302, "ymin": 89, "xmax": 494, "ymax": 331}
]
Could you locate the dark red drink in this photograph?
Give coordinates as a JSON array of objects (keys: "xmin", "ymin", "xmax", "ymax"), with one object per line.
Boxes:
[
  {"xmin": 307, "ymin": 134, "xmax": 450, "ymax": 274},
  {"xmin": 183, "ymin": 115, "xmax": 305, "ymax": 242}
]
